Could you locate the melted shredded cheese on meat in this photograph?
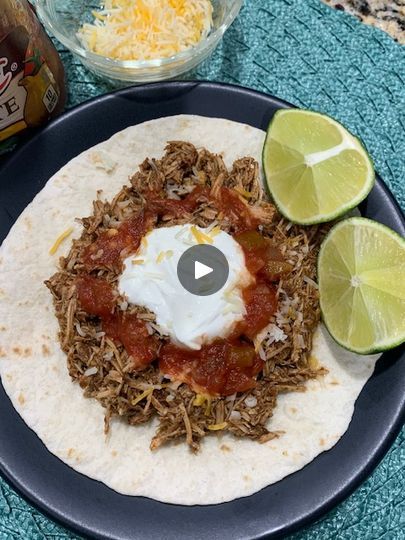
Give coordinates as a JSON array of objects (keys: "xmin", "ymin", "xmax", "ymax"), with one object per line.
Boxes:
[{"xmin": 78, "ymin": 0, "xmax": 213, "ymax": 61}]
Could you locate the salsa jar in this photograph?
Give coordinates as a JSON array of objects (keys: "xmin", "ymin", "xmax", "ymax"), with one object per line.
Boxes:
[{"xmin": 0, "ymin": 0, "xmax": 66, "ymax": 151}]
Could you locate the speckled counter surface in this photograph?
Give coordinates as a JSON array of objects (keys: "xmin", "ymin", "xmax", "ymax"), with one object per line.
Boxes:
[{"xmin": 323, "ymin": 0, "xmax": 405, "ymax": 42}]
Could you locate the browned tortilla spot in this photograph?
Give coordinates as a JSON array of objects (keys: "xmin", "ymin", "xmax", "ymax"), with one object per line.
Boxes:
[
  {"xmin": 243, "ymin": 475, "xmax": 251, "ymax": 482},
  {"xmin": 0, "ymin": 325, "xmax": 6, "ymax": 331},
  {"xmin": 111, "ymin": 450, "xmax": 118, "ymax": 457},
  {"xmin": 290, "ymin": 407, "xmax": 297, "ymax": 413},
  {"xmin": 282, "ymin": 450, "xmax": 288, "ymax": 456},
  {"xmin": 18, "ymin": 393, "xmax": 25, "ymax": 405},
  {"xmin": 220, "ymin": 444, "xmax": 231, "ymax": 453},
  {"xmin": 330, "ymin": 380, "xmax": 339, "ymax": 385},
  {"xmin": 320, "ymin": 438, "xmax": 325, "ymax": 446},
  {"xmin": 11, "ymin": 346, "xmax": 32, "ymax": 357},
  {"xmin": 0, "ymin": 347, "xmax": 6, "ymax": 358},
  {"xmin": 42, "ymin": 344, "xmax": 51, "ymax": 356},
  {"xmin": 67, "ymin": 448, "xmax": 75, "ymax": 458}
]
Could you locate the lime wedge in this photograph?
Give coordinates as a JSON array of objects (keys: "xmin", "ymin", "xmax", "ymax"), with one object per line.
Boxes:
[
  {"xmin": 263, "ymin": 109, "xmax": 375, "ymax": 225},
  {"xmin": 318, "ymin": 217, "xmax": 405, "ymax": 354}
]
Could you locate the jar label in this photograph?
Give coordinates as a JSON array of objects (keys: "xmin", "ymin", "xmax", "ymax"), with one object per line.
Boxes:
[{"xmin": 0, "ymin": 26, "xmax": 60, "ymax": 142}]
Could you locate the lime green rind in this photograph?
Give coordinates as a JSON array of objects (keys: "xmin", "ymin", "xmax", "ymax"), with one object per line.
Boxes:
[
  {"xmin": 262, "ymin": 109, "xmax": 375, "ymax": 226},
  {"xmin": 321, "ymin": 317, "xmax": 405, "ymax": 355},
  {"xmin": 318, "ymin": 217, "xmax": 405, "ymax": 355}
]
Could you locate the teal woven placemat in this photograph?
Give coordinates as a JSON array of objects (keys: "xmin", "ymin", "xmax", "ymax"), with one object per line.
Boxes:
[{"xmin": 1, "ymin": 0, "xmax": 404, "ymax": 538}]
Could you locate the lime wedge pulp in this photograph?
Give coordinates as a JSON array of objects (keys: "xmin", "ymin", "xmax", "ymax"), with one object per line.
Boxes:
[
  {"xmin": 318, "ymin": 217, "xmax": 405, "ymax": 354},
  {"xmin": 263, "ymin": 109, "xmax": 375, "ymax": 225}
]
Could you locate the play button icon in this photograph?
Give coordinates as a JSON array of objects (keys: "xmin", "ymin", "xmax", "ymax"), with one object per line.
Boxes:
[
  {"xmin": 195, "ymin": 261, "xmax": 213, "ymax": 280},
  {"xmin": 177, "ymin": 244, "xmax": 229, "ymax": 296}
]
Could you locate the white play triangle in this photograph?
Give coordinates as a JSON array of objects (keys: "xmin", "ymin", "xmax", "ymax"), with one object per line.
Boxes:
[{"xmin": 194, "ymin": 260, "xmax": 213, "ymax": 280}]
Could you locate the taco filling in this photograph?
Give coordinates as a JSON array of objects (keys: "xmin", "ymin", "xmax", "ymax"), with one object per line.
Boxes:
[{"xmin": 46, "ymin": 141, "xmax": 328, "ymax": 451}]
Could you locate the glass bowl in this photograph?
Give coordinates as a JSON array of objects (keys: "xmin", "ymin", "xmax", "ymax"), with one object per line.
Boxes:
[{"xmin": 34, "ymin": 0, "xmax": 243, "ymax": 83}]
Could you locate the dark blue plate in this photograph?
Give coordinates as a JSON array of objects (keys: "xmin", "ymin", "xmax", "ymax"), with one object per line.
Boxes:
[{"xmin": 0, "ymin": 82, "xmax": 404, "ymax": 540}]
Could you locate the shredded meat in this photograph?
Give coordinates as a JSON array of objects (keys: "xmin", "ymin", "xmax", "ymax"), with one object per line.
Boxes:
[{"xmin": 46, "ymin": 141, "xmax": 328, "ymax": 452}]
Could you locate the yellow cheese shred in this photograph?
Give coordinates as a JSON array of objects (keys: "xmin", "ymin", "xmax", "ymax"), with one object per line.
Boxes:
[
  {"xmin": 191, "ymin": 225, "xmax": 213, "ymax": 245},
  {"xmin": 193, "ymin": 393, "xmax": 207, "ymax": 406},
  {"xmin": 193, "ymin": 393, "xmax": 212, "ymax": 416},
  {"xmin": 156, "ymin": 251, "xmax": 165, "ymax": 264},
  {"xmin": 209, "ymin": 226, "xmax": 221, "ymax": 238},
  {"xmin": 49, "ymin": 227, "xmax": 74, "ymax": 255},
  {"xmin": 78, "ymin": 0, "xmax": 213, "ymax": 61},
  {"xmin": 131, "ymin": 388, "xmax": 154, "ymax": 406},
  {"xmin": 156, "ymin": 250, "xmax": 175, "ymax": 263},
  {"xmin": 234, "ymin": 186, "xmax": 254, "ymax": 199},
  {"xmin": 207, "ymin": 422, "xmax": 228, "ymax": 431}
]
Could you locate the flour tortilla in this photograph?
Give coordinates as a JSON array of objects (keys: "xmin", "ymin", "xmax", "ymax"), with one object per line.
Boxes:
[{"xmin": 0, "ymin": 115, "xmax": 379, "ymax": 505}]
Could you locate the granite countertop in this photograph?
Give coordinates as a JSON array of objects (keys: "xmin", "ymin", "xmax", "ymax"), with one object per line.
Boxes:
[{"xmin": 323, "ymin": 0, "xmax": 405, "ymax": 43}]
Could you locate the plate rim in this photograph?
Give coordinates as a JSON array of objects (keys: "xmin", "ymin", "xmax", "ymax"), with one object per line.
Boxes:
[{"xmin": 0, "ymin": 80, "xmax": 404, "ymax": 540}]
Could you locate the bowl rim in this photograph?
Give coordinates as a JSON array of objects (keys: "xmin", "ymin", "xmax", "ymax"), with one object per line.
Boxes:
[{"xmin": 34, "ymin": 0, "xmax": 243, "ymax": 70}]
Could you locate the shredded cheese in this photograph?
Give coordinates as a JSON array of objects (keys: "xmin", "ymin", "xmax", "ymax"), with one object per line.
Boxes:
[
  {"xmin": 204, "ymin": 396, "xmax": 212, "ymax": 416},
  {"xmin": 193, "ymin": 393, "xmax": 212, "ymax": 415},
  {"xmin": 191, "ymin": 225, "xmax": 213, "ymax": 244},
  {"xmin": 210, "ymin": 225, "xmax": 221, "ymax": 238},
  {"xmin": 234, "ymin": 186, "xmax": 254, "ymax": 199},
  {"xmin": 144, "ymin": 271, "xmax": 164, "ymax": 279},
  {"xmin": 156, "ymin": 251, "xmax": 165, "ymax": 264},
  {"xmin": 49, "ymin": 227, "xmax": 74, "ymax": 255},
  {"xmin": 207, "ymin": 422, "xmax": 228, "ymax": 431},
  {"xmin": 131, "ymin": 388, "xmax": 153, "ymax": 406},
  {"xmin": 309, "ymin": 355, "xmax": 319, "ymax": 369},
  {"xmin": 193, "ymin": 393, "xmax": 207, "ymax": 406},
  {"xmin": 175, "ymin": 226, "xmax": 187, "ymax": 240},
  {"xmin": 78, "ymin": 0, "xmax": 213, "ymax": 61},
  {"xmin": 156, "ymin": 250, "xmax": 174, "ymax": 264}
]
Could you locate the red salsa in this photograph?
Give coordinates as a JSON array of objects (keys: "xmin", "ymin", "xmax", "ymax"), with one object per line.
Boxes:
[
  {"xmin": 103, "ymin": 314, "xmax": 159, "ymax": 369},
  {"xmin": 160, "ymin": 341, "xmax": 263, "ymax": 396},
  {"xmin": 77, "ymin": 185, "xmax": 291, "ymax": 394},
  {"xmin": 83, "ymin": 212, "xmax": 152, "ymax": 270},
  {"xmin": 76, "ymin": 275, "xmax": 158, "ymax": 369},
  {"xmin": 235, "ymin": 281, "xmax": 277, "ymax": 340},
  {"xmin": 148, "ymin": 186, "xmax": 209, "ymax": 218},
  {"xmin": 76, "ymin": 275, "xmax": 115, "ymax": 318},
  {"xmin": 216, "ymin": 187, "xmax": 261, "ymax": 234}
]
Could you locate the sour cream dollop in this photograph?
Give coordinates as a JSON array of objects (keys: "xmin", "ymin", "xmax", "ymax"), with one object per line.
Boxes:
[{"xmin": 119, "ymin": 225, "xmax": 252, "ymax": 350}]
